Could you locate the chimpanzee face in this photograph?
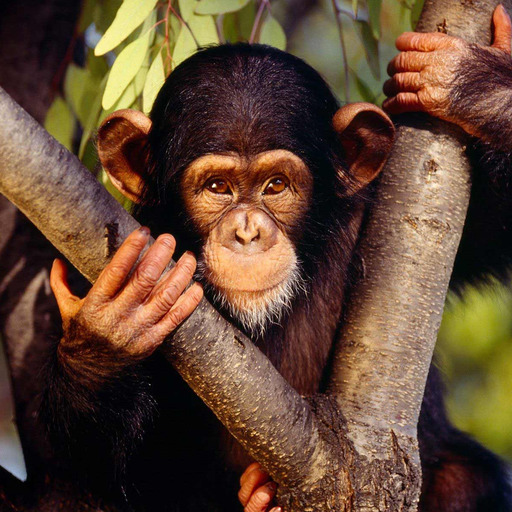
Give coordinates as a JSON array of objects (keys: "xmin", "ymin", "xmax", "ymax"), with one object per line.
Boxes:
[
  {"xmin": 97, "ymin": 44, "xmax": 394, "ymax": 335},
  {"xmin": 178, "ymin": 149, "xmax": 312, "ymax": 333}
]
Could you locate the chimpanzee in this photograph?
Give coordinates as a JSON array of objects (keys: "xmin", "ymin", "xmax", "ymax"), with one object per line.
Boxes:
[
  {"xmin": 240, "ymin": 6, "xmax": 512, "ymax": 512},
  {"xmin": 38, "ymin": 18, "xmax": 511, "ymax": 512}
]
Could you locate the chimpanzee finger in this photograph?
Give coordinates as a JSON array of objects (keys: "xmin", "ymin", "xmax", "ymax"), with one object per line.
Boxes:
[
  {"xmin": 387, "ymin": 51, "xmax": 432, "ymax": 76},
  {"xmin": 239, "ymin": 464, "xmax": 272, "ymax": 506},
  {"xmin": 143, "ymin": 251, "xmax": 197, "ymax": 323},
  {"xmin": 382, "ymin": 93, "xmax": 425, "ymax": 115},
  {"xmin": 383, "ymin": 72, "xmax": 422, "ymax": 97},
  {"xmin": 92, "ymin": 227, "xmax": 150, "ymax": 302},
  {"xmin": 240, "ymin": 463, "xmax": 265, "ymax": 487},
  {"xmin": 243, "ymin": 482, "xmax": 277, "ymax": 512},
  {"xmin": 50, "ymin": 259, "xmax": 82, "ymax": 319},
  {"xmin": 152, "ymin": 282, "xmax": 203, "ymax": 337},
  {"xmin": 119, "ymin": 233, "xmax": 176, "ymax": 307},
  {"xmin": 395, "ymin": 31, "xmax": 452, "ymax": 52}
]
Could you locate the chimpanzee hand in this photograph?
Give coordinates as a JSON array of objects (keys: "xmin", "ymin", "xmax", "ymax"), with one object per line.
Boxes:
[
  {"xmin": 238, "ymin": 463, "xmax": 281, "ymax": 512},
  {"xmin": 383, "ymin": 5, "xmax": 512, "ymax": 139},
  {"xmin": 49, "ymin": 227, "xmax": 203, "ymax": 381}
]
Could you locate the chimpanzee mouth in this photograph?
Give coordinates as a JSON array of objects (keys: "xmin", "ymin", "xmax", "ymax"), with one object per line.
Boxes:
[{"xmin": 194, "ymin": 258, "xmax": 306, "ymax": 337}]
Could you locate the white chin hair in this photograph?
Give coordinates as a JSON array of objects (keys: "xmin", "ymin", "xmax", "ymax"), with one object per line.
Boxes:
[{"xmin": 197, "ymin": 261, "xmax": 306, "ymax": 337}]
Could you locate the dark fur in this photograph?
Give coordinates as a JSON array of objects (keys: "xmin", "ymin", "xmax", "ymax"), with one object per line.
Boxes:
[
  {"xmin": 39, "ymin": 44, "xmax": 511, "ymax": 511},
  {"xmin": 449, "ymin": 45, "xmax": 512, "ymax": 287}
]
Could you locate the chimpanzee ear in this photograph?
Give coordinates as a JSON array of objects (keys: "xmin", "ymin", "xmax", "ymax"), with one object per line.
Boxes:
[
  {"xmin": 97, "ymin": 109, "xmax": 152, "ymax": 203},
  {"xmin": 333, "ymin": 102, "xmax": 394, "ymax": 193}
]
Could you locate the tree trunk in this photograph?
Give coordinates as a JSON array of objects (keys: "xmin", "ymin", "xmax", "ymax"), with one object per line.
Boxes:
[
  {"xmin": 327, "ymin": 0, "xmax": 510, "ymax": 508},
  {"xmin": 0, "ymin": 0, "xmax": 506, "ymax": 509}
]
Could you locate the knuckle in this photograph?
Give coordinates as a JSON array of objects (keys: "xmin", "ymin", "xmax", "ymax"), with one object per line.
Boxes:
[
  {"xmin": 136, "ymin": 263, "xmax": 160, "ymax": 284},
  {"xmin": 167, "ymin": 307, "xmax": 185, "ymax": 327},
  {"xmin": 395, "ymin": 73, "xmax": 406, "ymax": 88},
  {"xmin": 105, "ymin": 264, "xmax": 127, "ymax": 281},
  {"xmin": 395, "ymin": 52, "xmax": 406, "ymax": 69},
  {"xmin": 252, "ymin": 491, "xmax": 271, "ymax": 507},
  {"xmin": 180, "ymin": 261, "xmax": 196, "ymax": 277},
  {"xmin": 161, "ymin": 282, "xmax": 180, "ymax": 304}
]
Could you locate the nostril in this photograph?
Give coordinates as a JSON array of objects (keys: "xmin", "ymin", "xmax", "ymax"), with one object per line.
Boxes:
[{"xmin": 235, "ymin": 229, "xmax": 260, "ymax": 245}]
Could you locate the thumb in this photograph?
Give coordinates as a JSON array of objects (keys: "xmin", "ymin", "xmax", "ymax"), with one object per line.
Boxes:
[
  {"xmin": 492, "ymin": 5, "xmax": 512, "ymax": 53},
  {"xmin": 50, "ymin": 259, "xmax": 81, "ymax": 320}
]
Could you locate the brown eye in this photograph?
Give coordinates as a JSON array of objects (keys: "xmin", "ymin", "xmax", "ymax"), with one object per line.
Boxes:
[
  {"xmin": 205, "ymin": 179, "xmax": 231, "ymax": 194},
  {"xmin": 264, "ymin": 177, "xmax": 288, "ymax": 195}
]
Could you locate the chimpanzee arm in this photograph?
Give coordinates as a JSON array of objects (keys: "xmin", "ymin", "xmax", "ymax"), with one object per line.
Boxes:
[
  {"xmin": 383, "ymin": 5, "xmax": 512, "ymax": 285},
  {"xmin": 39, "ymin": 228, "xmax": 203, "ymax": 486}
]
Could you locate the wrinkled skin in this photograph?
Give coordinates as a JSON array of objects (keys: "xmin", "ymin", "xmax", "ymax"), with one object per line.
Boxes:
[
  {"xmin": 383, "ymin": 4, "xmax": 512, "ymax": 137},
  {"xmin": 50, "ymin": 227, "xmax": 203, "ymax": 383},
  {"xmin": 239, "ymin": 6, "xmax": 512, "ymax": 511}
]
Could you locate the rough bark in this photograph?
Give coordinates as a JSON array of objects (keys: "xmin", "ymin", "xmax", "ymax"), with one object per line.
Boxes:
[
  {"xmin": 0, "ymin": 0, "xmax": 507, "ymax": 510},
  {"xmin": 328, "ymin": 0, "xmax": 510, "ymax": 509}
]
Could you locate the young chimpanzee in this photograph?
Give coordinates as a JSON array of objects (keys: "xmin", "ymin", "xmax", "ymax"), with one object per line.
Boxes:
[
  {"xmin": 242, "ymin": 6, "xmax": 512, "ymax": 512},
  {"xmin": 40, "ymin": 22, "xmax": 510, "ymax": 512}
]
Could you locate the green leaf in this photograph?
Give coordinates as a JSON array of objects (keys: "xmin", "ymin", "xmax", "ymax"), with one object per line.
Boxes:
[
  {"xmin": 195, "ymin": 0, "xmax": 250, "ymax": 15},
  {"xmin": 173, "ymin": 4, "xmax": 219, "ymax": 67},
  {"xmin": 95, "ymin": 0, "xmax": 158, "ymax": 56},
  {"xmin": 64, "ymin": 65, "xmax": 87, "ymax": 123},
  {"xmin": 64, "ymin": 65, "xmax": 102, "ymax": 127},
  {"xmin": 87, "ymin": 48, "xmax": 109, "ymax": 79},
  {"xmin": 367, "ymin": 0, "xmax": 382, "ymax": 39},
  {"xmin": 259, "ymin": 14, "xmax": 286, "ymax": 51},
  {"xmin": 143, "ymin": 52, "xmax": 165, "ymax": 114},
  {"xmin": 179, "ymin": 0, "xmax": 195, "ymax": 20},
  {"xmin": 79, "ymin": 75, "xmax": 108, "ymax": 159},
  {"xmin": 102, "ymin": 29, "xmax": 151, "ymax": 109},
  {"xmin": 106, "ymin": 61, "xmax": 149, "ymax": 114},
  {"xmin": 354, "ymin": 20, "xmax": 380, "ymax": 80},
  {"xmin": 44, "ymin": 97, "xmax": 75, "ymax": 151},
  {"xmin": 410, "ymin": 0, "xmax": 425, "ymax": 30}
]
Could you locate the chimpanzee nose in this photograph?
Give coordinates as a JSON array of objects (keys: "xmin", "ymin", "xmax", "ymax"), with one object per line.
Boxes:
[
  {"xmin": 221, "ymin": 208, "xmax": 278, "ymax": 253},
  {"xmin": 235, "ymin": 223, "xmax": 260, "ymax": 245}
]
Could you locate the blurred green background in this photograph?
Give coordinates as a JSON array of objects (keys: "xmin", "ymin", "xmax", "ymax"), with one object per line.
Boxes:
[{"xmin": 0, "ymin": 0, "xmax": 511, "ymax": 482}]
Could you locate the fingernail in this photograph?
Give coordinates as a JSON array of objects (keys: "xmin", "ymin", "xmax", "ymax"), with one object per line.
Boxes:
[{"xmin": 139, "ymin": 226, "xmax": 150, "ymax": 236}]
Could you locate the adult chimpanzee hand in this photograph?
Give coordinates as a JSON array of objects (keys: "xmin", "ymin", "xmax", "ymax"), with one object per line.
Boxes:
[
  {"xmin": 383, "ymin": 4, "xmax": 512, "ymax": 139},
  {"xmin": 49, "ymin": 227, "xmax": 203, "ymax": 381},
  {"xmin": 238, "ymin": 463, "xmax": 281, "ymax": 512}
]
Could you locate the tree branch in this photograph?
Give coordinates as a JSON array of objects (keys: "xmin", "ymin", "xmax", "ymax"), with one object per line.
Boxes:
[{"xmin": 328, "ymin": 0, "xmax": 511, "ymax": 508}]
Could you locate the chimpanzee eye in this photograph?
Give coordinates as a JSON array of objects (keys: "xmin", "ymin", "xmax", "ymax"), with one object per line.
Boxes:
[
  {"xmin": 205, "ymin": 179, "xmax": 231, "ymax": 194},
  {"xmin": 264, "ymin": 177, "xmax": 288, "ymax": 195}
]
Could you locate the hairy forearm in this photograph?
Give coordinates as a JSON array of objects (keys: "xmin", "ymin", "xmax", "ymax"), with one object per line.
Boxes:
[
  {"xmin": 39, "ymin": 337, "xmax": 156, "ymax": 480},
  {"xmin": 450, "ymin": 45, "xmax": 512, "ymax": 152}
]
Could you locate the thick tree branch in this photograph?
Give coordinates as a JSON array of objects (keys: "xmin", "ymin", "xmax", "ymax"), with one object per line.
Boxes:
[{"xmin": 328, "ymin": 0, "xmax": 511, "ymax": 508}]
